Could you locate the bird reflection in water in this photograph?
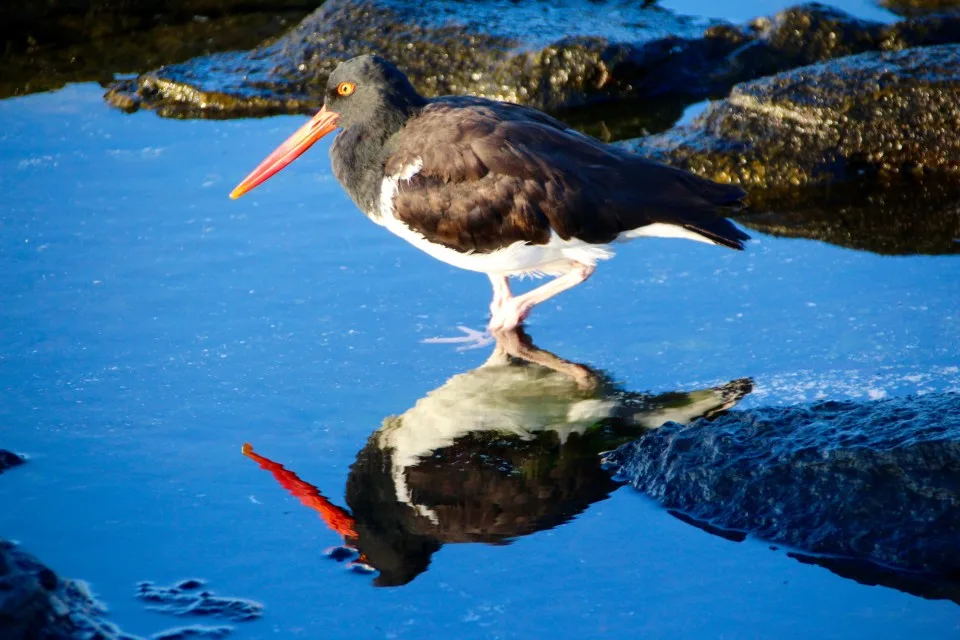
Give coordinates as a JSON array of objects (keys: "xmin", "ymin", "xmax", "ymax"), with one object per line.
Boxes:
[{"xmin": 243, "ymin": 329, "xmax": 752, "ymax": 587}]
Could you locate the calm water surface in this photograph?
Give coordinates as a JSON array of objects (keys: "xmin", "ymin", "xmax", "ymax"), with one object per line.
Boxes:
[{"xmin": 1, "ymin": 26, "xmax": 959, "ymax": 639}]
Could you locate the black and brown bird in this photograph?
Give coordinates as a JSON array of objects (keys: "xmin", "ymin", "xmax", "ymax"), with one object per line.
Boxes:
[{"xmin": 231, "ymin": 55, "xmax": 749, "ymax": 330}]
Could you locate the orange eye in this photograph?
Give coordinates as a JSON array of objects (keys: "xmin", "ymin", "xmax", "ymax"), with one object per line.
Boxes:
[{"xmin": 337, "ymin": 82, "xmax": 355, "ymax": 97}]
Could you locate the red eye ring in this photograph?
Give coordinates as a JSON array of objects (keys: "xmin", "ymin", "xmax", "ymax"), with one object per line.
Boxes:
[{"xmin": 337, "ymin": 82, "xmax": 355, "ymax": 97}]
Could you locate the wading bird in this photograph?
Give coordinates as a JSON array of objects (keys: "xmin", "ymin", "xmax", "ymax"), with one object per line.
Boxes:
[{"xmin": 231, "ymin": 55, "xmax": 749, "ymax": 331}]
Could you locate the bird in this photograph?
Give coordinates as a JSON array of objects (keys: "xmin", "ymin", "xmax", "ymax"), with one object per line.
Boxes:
[{"xmin": 230, "ymin": 55, "xmax": 749, "ymax": 331}]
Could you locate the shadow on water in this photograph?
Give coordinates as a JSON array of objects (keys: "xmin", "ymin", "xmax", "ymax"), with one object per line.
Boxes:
[{"xmin": 243, "ymin": 328, "xmax": 752, "ymax": 587}]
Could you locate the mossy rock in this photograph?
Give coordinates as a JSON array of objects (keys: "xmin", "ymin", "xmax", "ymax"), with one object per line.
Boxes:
[{"xmin": 626, "ymin": 45, "xmax": 960, "ymax": 184}]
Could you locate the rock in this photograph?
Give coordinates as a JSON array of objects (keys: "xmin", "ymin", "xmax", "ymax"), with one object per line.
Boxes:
[
  {"xmin": 103, "ymin": 0, "xmax": 714, "ymax": 118},
  {"xmin": 102, "ymin": 2, "xmax": 960, "ymax": 120},
  {"xmin": 623, "ymin": 44, "xmax": 960, "ymax": 254},
  {"xmin": 626, "ymin": 44, "xmax": 960, "ymax": 189},
  {"xmin": 607, "ymin": 392, "xmax": 960, "ymax": 601},
  {"xmin": 0, "ymin": 450, "xmax": 25, "ymax": 475},
  {"xmin": 879, "ymin": 0, "xmax": 960, "ymax": 16},
  {"xmin": 1, "ymin": 8, "xmax": 312, "ymax": 100},
  {"xmin": 0, "ymin": 540, "xmax": 138, "ymax": 639},
  {"xmin": 1, "ymin": 0, "xmax": 316, "ymax": 53},
  {"xmin": 716, "ymin": 3, "xmax": 960, "ymax": 83},
  {"xmin": 136, "ymin": 580, "xmax": 263, "ymax": 621}
]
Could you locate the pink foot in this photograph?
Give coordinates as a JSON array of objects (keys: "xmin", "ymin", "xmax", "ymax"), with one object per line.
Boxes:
[
  {"xmin": 422, "ymin": 325, "xmax": 495, "ymax": 351},
  {"xmin": 488, "ymin": 298, "xmax": 533, "ymax": 332}
]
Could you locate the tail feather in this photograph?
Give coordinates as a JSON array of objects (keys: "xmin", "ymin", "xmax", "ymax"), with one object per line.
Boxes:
[
  {"xmin": 655, "ymin": 167, "xmax": 750, "ymax": 250},
  {"xmin": 683, "ymin": 218, "xmax": 751, "ymax": 251},
  {"xmin": 682, "ymin": 173, "xmax": 748, "ymax": 209},
  {"xmin": 613, "ymin": 156, "xmax": 751, "ymax": 250}
]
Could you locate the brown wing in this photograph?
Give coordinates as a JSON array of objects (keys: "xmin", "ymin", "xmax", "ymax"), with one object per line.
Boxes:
[{"xmin": 384, "ymin": 99, "xmax": 747, "ymax": 254}]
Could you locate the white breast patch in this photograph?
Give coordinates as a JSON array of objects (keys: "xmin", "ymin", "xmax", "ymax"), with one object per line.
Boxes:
[{"xmin": 374, "ymin": 158, "xmax": 602, "ymax": 276}]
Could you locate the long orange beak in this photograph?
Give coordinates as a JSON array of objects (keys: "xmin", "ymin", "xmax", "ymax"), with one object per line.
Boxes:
[{"xmin": 229, "ymin": 105, "xmax": 340, "ymax": 199}]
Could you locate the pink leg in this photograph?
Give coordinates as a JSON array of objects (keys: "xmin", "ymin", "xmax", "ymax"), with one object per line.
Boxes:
[
  {"xmin": 488, "ymin": 263, "xmax": 595, "ymax": 331},
  {"xmin": 489, "ymin": 274, "xmax": 512, "ymax": 317}
]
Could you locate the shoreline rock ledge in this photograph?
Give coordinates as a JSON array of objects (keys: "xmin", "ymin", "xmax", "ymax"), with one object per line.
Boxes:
[
  {"xmin": 104, "ymin": 1, "xmax": 960, "ymax": 119},
  {"xmin": 607, "ymin": 392, "xmax": 960, "ymax": 601}
]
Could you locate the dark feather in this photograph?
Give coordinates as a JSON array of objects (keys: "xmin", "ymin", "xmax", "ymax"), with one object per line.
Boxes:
[{"xmin": 381, "ymin": 98, "xmax": 748, "ymax": 254}]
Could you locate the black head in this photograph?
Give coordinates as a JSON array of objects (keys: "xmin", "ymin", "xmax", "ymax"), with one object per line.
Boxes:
[
  {"xmin": 230, "ymin": 55, "xmax": 426, "ymax": 199},
  {"xmin": 324, "ymin": 55, "xmax": 426, "ymax": 130}
]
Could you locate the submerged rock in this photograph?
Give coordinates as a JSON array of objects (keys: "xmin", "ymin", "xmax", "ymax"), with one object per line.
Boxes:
[
  {"xmin": 0, "ymin": 540, "xmax": 136, "ymax": 639},
  {"xmin": 103, "ymin": 2, "xmax": 960, "ymax": 120},
  {"xmin": 136, "ymin": 580, "xmax": 263, "ymax": 621},
  {"xmin": 608, "ymin": 392, "xmax": 960, "ymax": 599}
]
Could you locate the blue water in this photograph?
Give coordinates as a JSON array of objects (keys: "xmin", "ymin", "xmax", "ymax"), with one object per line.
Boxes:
[
  {"xmin": 1, "ymin": 41, "xmax": 959, "ymax": 640},
  {"xmin": 660, "ymin": 0, "xmax": 897, "ymax": 22}
]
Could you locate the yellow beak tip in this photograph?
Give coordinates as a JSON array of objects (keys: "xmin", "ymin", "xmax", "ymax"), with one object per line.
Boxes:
[{"xmin": 229, "ymin": 188, "xmax": 243, "ymax": 200}]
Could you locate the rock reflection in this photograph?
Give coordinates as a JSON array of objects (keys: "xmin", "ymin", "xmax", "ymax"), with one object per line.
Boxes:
[{"xmin": 243, "ymin": 328, "xmax": 752, "ymax": 587}]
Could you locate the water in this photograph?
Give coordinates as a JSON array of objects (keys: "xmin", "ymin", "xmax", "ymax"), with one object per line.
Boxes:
[
  {"xmin": 659, "ymin": 0, "xmax": 898, "ymax": 22},
  {"xmin": 1, "ymin": 65, "xmax": 958, "ymax": 640}
]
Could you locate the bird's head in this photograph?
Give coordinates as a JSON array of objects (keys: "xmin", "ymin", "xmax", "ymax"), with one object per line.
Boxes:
[{"xmin": 230, "ymin": 55, "xmax": 424, "ymax": 199}]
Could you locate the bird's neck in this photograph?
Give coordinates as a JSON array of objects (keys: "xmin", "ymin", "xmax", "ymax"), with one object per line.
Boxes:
[{"xmin": 330, "ymin": 108, "xmax": 419, "ymax": 216}]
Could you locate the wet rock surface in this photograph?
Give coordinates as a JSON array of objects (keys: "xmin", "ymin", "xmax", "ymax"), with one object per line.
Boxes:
[
  {"xmin": 102, "ymin": 2, "xmax": 960, "ymax": 119},
  {"xmin": 0, "ymin": 540, "xmax": 137, "ymax": 640},
  {"xmin": 136, "ymin": 579, "xmax": 264, "ymax": 622},
  {"xmin": 625, "ymin": 44, "xmax": 960, "ymax": 255},
  {"xmin": 150, "ymin": 624, "xmax": 234, "ymax": 639},
  {"xmin": 626, "ymin": 44, "xmax": 960, "ymax": 189},
  {"xmin": 607, "ymin": 392, "xmax": 960, "ymax": 599},
  {"xmin": 103, "ymin": 0, "xmax": 711, "ymax": 118}
]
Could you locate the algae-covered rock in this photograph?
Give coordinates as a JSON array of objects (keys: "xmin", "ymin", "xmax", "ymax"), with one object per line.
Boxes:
[
  {"xmin": 607, "ymin": 392, "xmax": 960, "ymax": 600},
  {"xmin": 102, "ymin": 1, "xmax": 960, "ymax": 120},
  {"xmin": 627, "ymin": 45, "xmax": 960, "ymax": 188}
]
